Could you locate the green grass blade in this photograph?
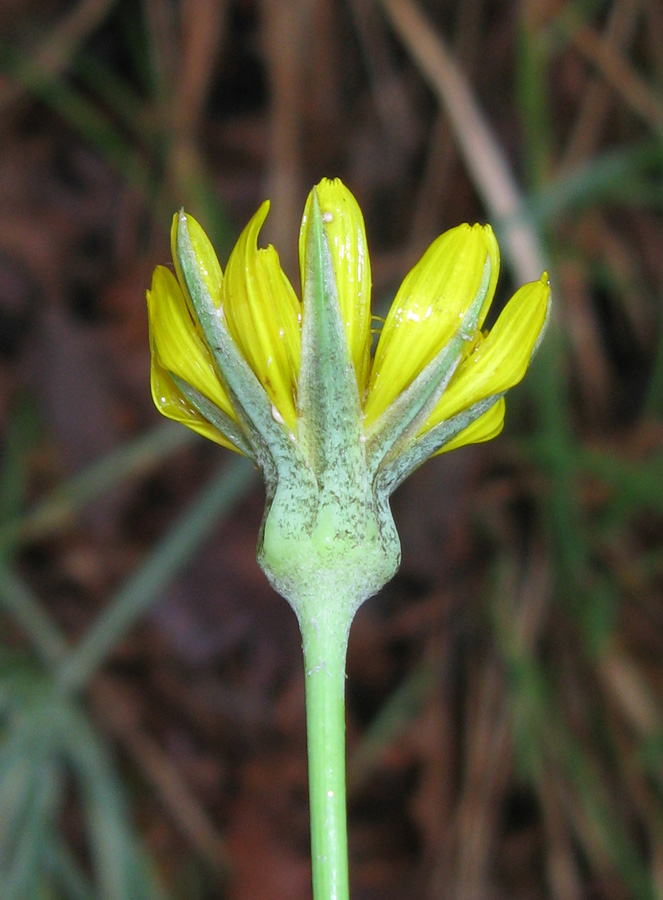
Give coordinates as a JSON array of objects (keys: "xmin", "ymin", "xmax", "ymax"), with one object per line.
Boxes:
[
  {"xmin": 0, "ymin": 561, "xmax": 68, "ymax": 666},
  {"xmin": 2, "ymin": 761, "xmax": 62, "ymax": 900},
  {"xmin": 0, "ymin": 423, "xmax": 194, "ymax": 552},
  {"xmin": 56, "ymin": 456, "xmax": 256, "ymax": 691},
  {"xmin": 44, "ymin": 835, "xmax": 94, "ymax": 900}
]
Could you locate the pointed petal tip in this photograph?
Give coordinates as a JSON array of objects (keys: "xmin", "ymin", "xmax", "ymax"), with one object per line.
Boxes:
[
  {"xmin": 223, "ymin": 197, "xmax": 300, "ymax": 431},
  {"xmin": 238, "ymin": 199, "xmax": 273, "ymax": 256},
  {"xmin": 301, "ymin": 177, "xmax": 372, "ymax": 392}
]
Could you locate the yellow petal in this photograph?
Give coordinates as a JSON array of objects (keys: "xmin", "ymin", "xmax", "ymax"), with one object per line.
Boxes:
[
  {"xmin": 435, "ymin": 397, "xmax": 506, "ymax": 455},
  {"xmin": 149, "ymin": 353, "xmax": 241, "ymax": 452},
  {"xmin": 426, "ymin": 273, "xmax": 551, "ymax": 430},
  {"xmin": 364, "ymin": 223, "xmax": 500, "ymax": 426},
  {"xmin": 171, "ymin": 212, "xmax": 223, "ymax": 307},
  {"xmin": 147, "ymin": 265, "xmax": 235, "ymax": 419},
  {"xmin": 222, "ymin": 201, "xmax": 301, "ymax": 431},
  {"xmin": 299, "ymin": 178, "xmax": 372, "ymax": 392}
]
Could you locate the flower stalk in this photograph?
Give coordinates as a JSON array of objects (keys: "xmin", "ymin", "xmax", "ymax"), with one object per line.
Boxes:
[
  {"xmin": 146, "ymin": 178, "xmax": 551, "ymax": 900},
  {"xmin": 301, "ymin": 602, "xmax": 353, "ymax": 900}
]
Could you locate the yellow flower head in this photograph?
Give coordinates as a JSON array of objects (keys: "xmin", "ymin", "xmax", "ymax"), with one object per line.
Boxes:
[{"xmin": 147, "ymin": 178, "xmax": 549, "ymax": 477}]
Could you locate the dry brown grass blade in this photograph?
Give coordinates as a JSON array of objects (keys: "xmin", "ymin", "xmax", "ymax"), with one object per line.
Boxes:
[
  {"xmin": 347, "ymin": 0, "xmax": 419, "ymax": 165},
  {"xmin": 378, "ymin": 0, "xmax": 546, "ymax": 283},
  {"xmin": 643, "ymin": 0, "xmax": 663, "ymax": 84},
  {"xmin": 141, "ymin": 0, "xmax": 229, "ymax": 211},
  {"xmin": 407, "ymin": 0, "xmax": 483, "ymax": 249},
  {"xmin": 93, "ymin": 678, "xmax": 232, "ymax": 877},
  {"xmin": 598, "ymin": 651, "xmax": 661, "ymax": 736},
  {"xmin": 563, "ymin": 10, "xmax": 663, "ymax": 133},
  {"xmin": 553, "ymin": 775, "xmax": 616, "ymax": 887},
  {"xmin": 511, "ymin": 562, "xmax": 583, "ymax": 900},
  {"xmin": 263, "ymin": 0, "xmax": 308, "ymax": 277},
  {"xmin": 452, "ymin": 659, "xmax": 511, "ymax": 900},
  {"xmin": 0, "ymin": 0, "xmax": 118, "ymax": 116},
  {"xmin": 538, "ymin": 774, "xmax": 584, "ymax": 900},
  {"xmin": 175, "ymin": 0, "xmax": 227, "ymax": 135},
  {"xmin": 169, "ymin": 0, "xmax": 229, "ymax": 204},
  {"xmin": 559, "ymin": 0, "xmax": 643, "ymax": 172}
]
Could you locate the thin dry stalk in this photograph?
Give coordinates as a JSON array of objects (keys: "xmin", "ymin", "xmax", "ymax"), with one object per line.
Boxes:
[
  {"xmin": 0, "ymin": 0, "xmax": 117, "ymax": 115},
  {"xmin": 378, "ymin": 0, "xmax": 546, "ymax": 283},
  {"xmin": 262, "ymin": 0, "xmax": 307, "ymax": 277},
  {"xmin": 560, "ymin": 0, "xmax": 643, "ymax": 172},
  {"xmin": 565, "ymin": 11, "xmax": 663, "ymax": 132},
  {"xmin": 171, "ymin": 0, "xmax": 228, "ymax": 202},
  {"xmin": 538, "ymin": 774, "xmax": 584, "ymax": 900},
  {"xmin": 453, "ymin": 657, "xmax": 511, "ymax": 900},
  {"xmin": 347, "ymin": 0, "xmax": 418, "ymax": 166},
  {"xmin": 407, "ymin": 0, "xmax": 484, "ymax": 248},
  {"xmin": 93, "ymin": 678, "xmax": 231, "ymax": 877}
]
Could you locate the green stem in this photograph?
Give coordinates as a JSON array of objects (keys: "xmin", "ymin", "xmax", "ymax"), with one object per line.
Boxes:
[{"xmin": 300, "ymin": 604, "xmax": 353, "ymax": 900}]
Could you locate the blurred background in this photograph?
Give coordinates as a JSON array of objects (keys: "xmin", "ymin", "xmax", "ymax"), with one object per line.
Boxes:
[{"xmin": 1, "ymin": 1, "xmax": 663, "ymax": 898}]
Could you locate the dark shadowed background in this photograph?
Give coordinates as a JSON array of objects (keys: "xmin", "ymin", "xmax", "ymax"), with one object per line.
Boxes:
[{"xmin": 1, "ymin": 1, "xmax": 663, "ymax": 899}]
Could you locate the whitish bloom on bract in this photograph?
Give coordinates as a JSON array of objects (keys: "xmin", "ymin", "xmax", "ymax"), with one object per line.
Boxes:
[{"xmin": 147, "ymin": 179, "xmax": 550, "ymax": 611}]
